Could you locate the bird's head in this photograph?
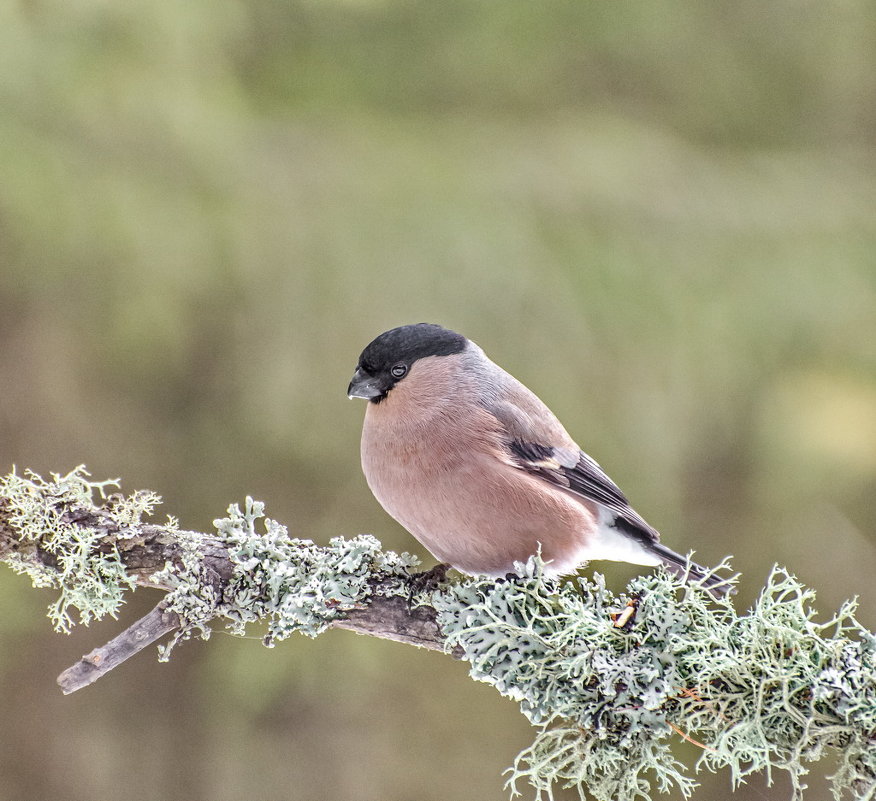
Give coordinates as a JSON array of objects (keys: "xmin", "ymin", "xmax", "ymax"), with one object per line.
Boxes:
[{"xmin": 347, "ymin": 323, "xmax": 467, "ymax": 403}]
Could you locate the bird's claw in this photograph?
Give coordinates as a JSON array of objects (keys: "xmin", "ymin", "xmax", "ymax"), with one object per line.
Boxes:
[{"xmin": 408, "ymin": 562, "xmax": 452, "ymax": 601}]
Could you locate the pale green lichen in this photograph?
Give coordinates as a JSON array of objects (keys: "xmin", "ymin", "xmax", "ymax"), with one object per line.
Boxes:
[
  {"xmin": 434, "ymin": 561, "xmax": 876, "ymax": 801},
  {"xmin": 0, "ymin": 466, "xmax": 158, "ymax": 631},
  {"xmin": 155, "ymin": 496, "xmax": 419, "ymax": 658}
]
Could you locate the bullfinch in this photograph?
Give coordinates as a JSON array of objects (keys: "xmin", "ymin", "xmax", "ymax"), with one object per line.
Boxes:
[{"xmin": 348, "ymin": 323, "xmax": 726, "ymax": 594}]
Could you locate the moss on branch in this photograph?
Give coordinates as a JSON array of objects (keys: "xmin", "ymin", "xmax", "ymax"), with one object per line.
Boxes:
[{"xmin": 1, "ymin": 467, "xmax": 874, "ymax": 801}]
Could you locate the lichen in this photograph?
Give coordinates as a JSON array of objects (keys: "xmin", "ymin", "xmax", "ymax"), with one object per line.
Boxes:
[
  {"xmin": 434, "ymin": 560, "xmax": 876, "ymax": 801},
  {"xmin": 0, "ymin": 466, "xmax": 158, "ymax": 631},
  {"xmin": 155, "ymin": 496, "xmax": 419, "ymax": 658}
]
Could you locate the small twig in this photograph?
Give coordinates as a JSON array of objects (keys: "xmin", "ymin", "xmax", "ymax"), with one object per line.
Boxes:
[
  {"xmin": 677, "ymin": 685, "xmax": 731, "ymax": 723},
  {"xmin": 666, "ymin": 721, "xmax": 716, "ymax": 752},
  {"xmin": 56, "ymin": 601, "xmax": 180, "ymax": 694}
]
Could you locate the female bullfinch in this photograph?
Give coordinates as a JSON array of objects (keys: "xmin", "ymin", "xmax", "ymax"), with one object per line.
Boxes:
[{"xmin": 348, "ymin": 323, "xmax": 727, "ymax": 594}]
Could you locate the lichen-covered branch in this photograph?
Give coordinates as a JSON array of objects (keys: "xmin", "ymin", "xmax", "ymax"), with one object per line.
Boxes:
[
  {"xmin": 0, "ymin": 467, "xmax": 450, "ymax": 676},
  {"xmin": 1, "ymin": 467, "xmax": 875, "ymax": 801}
]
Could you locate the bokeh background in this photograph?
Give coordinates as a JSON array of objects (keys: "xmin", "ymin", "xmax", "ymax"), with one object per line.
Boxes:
[{"xmin": 2, "ymin": 1, "xmax": 875, "ymax": 799}]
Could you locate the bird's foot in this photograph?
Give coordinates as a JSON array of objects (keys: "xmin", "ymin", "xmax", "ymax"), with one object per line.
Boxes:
[{"xmin": 408, "ymin": 562, "xmax": 452, "ymax": 600}]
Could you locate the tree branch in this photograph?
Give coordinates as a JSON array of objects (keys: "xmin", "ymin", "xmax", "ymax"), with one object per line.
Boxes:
[
  {"xmin": 54, "ymin": 594, "xmax": 456, "ymax": 695},
  {"xmin": 0, "ymin": 477, "xmax": 454, "ymax": 691},
  {"xmin": 56, "ymin": 601, "xmax": 180, "ymax": 694},
  {"xmin": 2, "ymin": 467, "xmax": 874, "ymax": 801}
]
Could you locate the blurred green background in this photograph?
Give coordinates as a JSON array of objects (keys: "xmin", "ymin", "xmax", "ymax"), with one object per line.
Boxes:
[{"xmin": 2, "ymin": 1, "xmax": 875, "ymax": 799}]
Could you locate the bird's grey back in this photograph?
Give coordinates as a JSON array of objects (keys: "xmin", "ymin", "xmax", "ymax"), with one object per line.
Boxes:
[{"xmin": 463, "ymin": 342, "xmax": 579, "ymax": 454}]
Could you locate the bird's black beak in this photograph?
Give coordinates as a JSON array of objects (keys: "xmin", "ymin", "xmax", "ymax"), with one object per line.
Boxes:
[{"xmin": 347, "ymin": 367, "xmax": 383, "ymax": 400}]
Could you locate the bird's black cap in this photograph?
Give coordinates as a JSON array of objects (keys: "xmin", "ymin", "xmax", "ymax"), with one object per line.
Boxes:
[
  {"xmin": 357, "ymin": 323, "xmax": 467, "ymax": 374},
  {"xmin": 349, "ymin": 324, "xmax": 467, "ymax": 402}
]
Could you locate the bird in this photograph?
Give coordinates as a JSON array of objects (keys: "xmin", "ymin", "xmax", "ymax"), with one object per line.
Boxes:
[{"xmin": 347, "ymin": 322, "xmax": 727, "ymax": 595}]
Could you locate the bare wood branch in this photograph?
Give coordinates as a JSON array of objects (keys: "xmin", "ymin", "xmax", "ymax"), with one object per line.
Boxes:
[
  {"xmin": 56, "ymin": 602, "xmax": 181, "ymax": 694},
  {"xmin": 333, "ymin": 595, "xmax": 462, "ymax": 657}
]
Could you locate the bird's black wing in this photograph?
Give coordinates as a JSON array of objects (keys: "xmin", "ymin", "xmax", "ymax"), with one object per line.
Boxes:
[
  {"xmin": 506, "ymin": 438, "xmax": 734, "ymax": 597},
  {"xmin": 507, "ymin": 439, "xmax": 660, "ymax": 547}
]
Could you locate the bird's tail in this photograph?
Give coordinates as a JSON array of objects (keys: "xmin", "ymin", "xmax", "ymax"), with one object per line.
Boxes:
[{"xmin": 646, "ymin": 541, "xmax": 735, "ymax": 598}]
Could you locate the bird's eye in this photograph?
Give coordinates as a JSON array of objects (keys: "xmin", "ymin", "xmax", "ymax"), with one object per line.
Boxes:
[{"xmin": 390, "ymin": 363, "xmax": 407, "ymax": 379}]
